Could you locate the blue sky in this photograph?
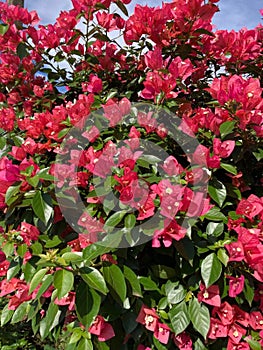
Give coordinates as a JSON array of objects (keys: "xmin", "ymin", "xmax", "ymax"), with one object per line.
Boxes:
[
  {"xmin": 0, "ymin": 0, "xmax": 261, "ymax": 30},
  {"xmin": 20, "ymin": 0, "xmax": 263, "ymax": 31}
]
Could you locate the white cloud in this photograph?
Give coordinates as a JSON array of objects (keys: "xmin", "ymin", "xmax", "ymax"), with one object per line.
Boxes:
[
  {"xmin": 213, "ymin": 0, "xmax": 262, "ymax": 30},
  {"xmin": 25, "ymin": 0, "xmax": 71, "ymax": 24}
]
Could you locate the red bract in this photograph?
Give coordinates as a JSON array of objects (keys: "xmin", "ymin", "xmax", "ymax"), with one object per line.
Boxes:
[
  {"xmin": 0, "ymin": 251, "xmax": 6, "ymax": 264},
  {"xmin": 236, "ymin": 195, "xmax": 263, "ymax": 220},
  {"xmin": 207, "ymin": 318, "xmax": 228, "ymax": 339},
  {"xmin": 213, "ymin": 138, "xmax": 235, "ymax": 158},
  {"xmin": 20, "ymin": 222, "xmax": 40, "ymax": 245},
  {"xmin": 197, "ymin": 283, "xmax": 221, "ymax": 307},
  {"xmin": 249, "ymin": 311, "xmax": 263, "ymax": 330},
  {"xmin": 89, "ymin": 315, "xmax": 115, "ymax": 341},
  {"xmin": 136, "ymin": 305, "xmax": 159, "ymax": 332},
  {"xmin": 173, "ymin": 332, "xmax": 193, "ymax": 350},
  {"xmin": 82, "ymin": 74, "xmax": 103, "ymax": 93},
  {"xmin": 153, "ymin": 322, "xmax": 170, "ymax": 344},
  {"xmin": 225, "ymin": 242, "xmax": 245, "ymax": 262},
  {"xmin": 152, "ymin": 219, "xmax": 186, "ymax": 247},
  {"xmin": 227, "ymin": 275, "xmax": 245, "ymax": 298}
]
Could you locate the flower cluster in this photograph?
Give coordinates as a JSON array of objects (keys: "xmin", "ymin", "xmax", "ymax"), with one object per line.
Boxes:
[{"xmin": 0, "ymin": 0, "xmax": 262, "ymax": 349}]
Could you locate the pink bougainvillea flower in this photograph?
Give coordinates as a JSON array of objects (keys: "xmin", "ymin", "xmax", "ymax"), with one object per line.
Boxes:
[
  {"xmin": 228, "ymin": 322, "xmax": 247, "ymax": 344},
  {"xmin": 162, "ymin": 155, "xmax": 184, "ymax": 176},
  {"xmin": 228, "ymin": 275, "xmax": 245, "ymax": 297},
  {"xmin": 236, "ymin": 194, "xmax": 263, "ymax": 220},
  {"xmin": 82, "ymin": 125, "xmax": 100, "ymax": 143},
  {"xmin": 22, "ymin": 137, "xmax": 38, "ymax": 155},
  {"xmin": 20, "ymin": 222, "xmax": 40, "ymax": 245},
  {"xmin": 0, "ymin": 157, "xmax": 20, "ymax": 185},
  {"xmin": 8, "ymin": 282, "xmax": 31, "ymax": 310},
  {"xmin": 192, "ymin": 144, "xmax": 220, "ymax": 168},
  {"xmin": 54, "ymin": 292, "xmax": 75, "ymax": 311},
  {"xmin": 137, "ymin": 111, "xmax": 157, "ymax": 133},
  {"xmin": 144, "ymin": 46, "xmax": 164, "ymax": 70},
  {"xmin": 233, "ymin": 305, "xmax": 250, "ymax": 328},
  {"xmin": 213, "ymin": 138, "xmax": 235, "ymax": 158},
  {"xmin": 173, "ymin": 331, "xmax": 193, "ymax": 350},
  {"xmin": 225, "ymin": 242, "xmax": 245, "ymax": 262},
  {"xmin": 96, "ymin": 12, "xmax": 117, "ymax": 32},
  {"xmin": 152, "ymin": 219, "xmax": 186, "ymax": 248},
  {"xmin": 207, "ymin": 318, "xmax": 228, "ymax": 339},
  {"xmin": 249, "ymin": 311, "xmax": 263, "ymax": 330},
  {"xmin": 212, "ymin": 302, "xmax": 235, "ymax": 325},
  {"xmin": 0, "ymin": 251, "xmax": 6, "ymax": 263},
  {"xmin": 136, "ymin": 305, "xmax": 159, "ymax": 332},
  {"xmin": 137, "ymin": 346, "xmax": 151, "ymax": 350},
  {"xmin": 153, "ymin": 322, "xmax": 170, "ymax": 344},
  {"xmin": 197, "ymin": 283, "xmax": 221, "ymax": 307},
  {"xmin": 137, "ymin": 195, "xmax": 156, "ymax": 220},
  {"xmin": 89, "ymin": 315, "xmax": 115, "ymax": 341},
  {"xmin": 227, "ymin": 339, "xmax": 250, "ymax": 350},
  {"xmin": 82, "ymin": 74, "xmax": 103, "ymax": 93},
  {"xmin": 78, "ymin": 212, "xmax": 104, "ymax": 239},
  {"xmin": 0, "ymin": 260, "xmax": 9, "ymax": 277}
]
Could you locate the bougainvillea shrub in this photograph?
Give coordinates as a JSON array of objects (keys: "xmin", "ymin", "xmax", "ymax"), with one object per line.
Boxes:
[{"xmin": 0, "ymin": 0, "xmax": 262, "ymax": 349}]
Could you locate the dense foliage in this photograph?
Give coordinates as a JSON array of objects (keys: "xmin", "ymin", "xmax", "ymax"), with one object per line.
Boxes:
[{"xmin": 0, "ymin": 0, "xmax": 262, "ymax": 349}]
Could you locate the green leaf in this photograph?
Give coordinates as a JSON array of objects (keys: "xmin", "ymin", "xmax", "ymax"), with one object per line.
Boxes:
[
  {"xmin": 11, "ymin": 302, "xmax": 28, "ymax": 324},
  {"xmin": 104, "ymin": 211, "xmax": 126, "ymax": 230},
  {"xmin": 174, "ymin": 237, "xmax": 195, "ymax": 261},
  {"xmin": 36, "ymin": 274, "xmax": 54, "ymax": 299},
  {"xmin": 206, "ymin": 222, "xmax": 224, "ymax": 237},
  {"xmin": 29, "ymin": 268, "xmax": 48, "ymax": 294},
  {"xmin": 17, "ymin": 42, "xmax": 28, "ymax": 59},
  {"xmin": 153, "ymin": 337, "xmax": 168, "ymax": 350},
  {"xmin": 123, "ymin": 265, "xmax": 142, "ymax": 297},
  {"xmin": 32, "ymin": 191, "xmax": 53, "ymax": 224},
  {"xmin": 194, "ymin": 338, "xmax": 208, "ymax": 350},
  {"xmin": 16, "ymin": 244, "xmax": 27, "ymax": 258},
  {"xmin": 124, "ymin": 214, "xmax": 136, "ymax": 229},
  {"xmin": 78, "ymin": 338, "xmax": 93, "ymax": 350},
  {"xmin": 194, "ymin": 28, "xmax": 215, "ymax": 37},
  {"xmin": 169, "ymin": 301, "xmax": 190, "ymax": 335},
  {"xmin": 217, "ymin": 248, "xmax": 229, "ymax": 266},
  {"xmin": 243, "ymin": 279, "xmax": 254, "ymax": 307},
  {"xmin": 0, "ymin": 24, "xmax": 9, "ymax": 35},
  {"xmin": 220, "ymin": 162, "xmax": 237, "ymax": 175},
  {"xmin": 103, "ymin": 264, "xmax": 127, "ymax": 302},
  {"xmin": 62, "ymin": 252, "xmax": 83, "ymax": 264},
  {"xmin": 80, "ymin": 267, "xmax": 108, "ymax": 295},
  {"xmin": 5, "ymin": 184, "xmax": 21, "ymax": 206},
  {"xmin": 83, "ymin": 244, "xmax": 113, "ymax": 262},
  {"xmin": 75, "ymin": 282, "xmax": 100, "ymax": 328},
  {"xmin": 166, "ymin": 283, "xmax": 186, "ymax": 304},
  {"xmin": 45, "ymin": 236, "xmax": 62, "ymax": 248},
  {"xmin": 39, "ymin": 303, "xmax": 59, "ymax": 339},
  {"xmin": 201, "ymin": 253, "xmax": 222, "ymax": 288},
  {"xmin": 189, "ymin": 298, "xmax": 210, "ymax": 339},
  {"xmin": 208, "ymin": 179, "xmax": 227, "ymax": 207},
  {"xmin": 246, "ymin": 339, "xmax": 261, "ymax": 350},
  {"xmin": 1, "ymin": 304, "xmax": 14, "ymax": 326},
  {"xmin": 203, "ymin": 207, "xmax": 227, "ymax": 223},
  {"xmin": 35, "ymin": 167, "xmax": 55, "ymax": 181},
  {"xmin": 253, "ymin": 148, "xmax": 263, "ymax": 161},
  {"xmin": 114, "ymin": 0, "xmax": 129, "ymax": 16},
  {"xmin": 54, "ymin": 269, "xmax": 74, "ymax": 299},
  {"xmin": 219, "ymin": 121, "xmax": 235, "ymax": 139},
  {"xmin": 7, "ymin": 258, "xmax": 21, "ymax": 280},
  {"xmin": 139, "ymin": 276, "xmax": 159, "ymax": 291},
  {"xmin": 151, "ymin": 265, "xmax": 176, "ymax": 279}
]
